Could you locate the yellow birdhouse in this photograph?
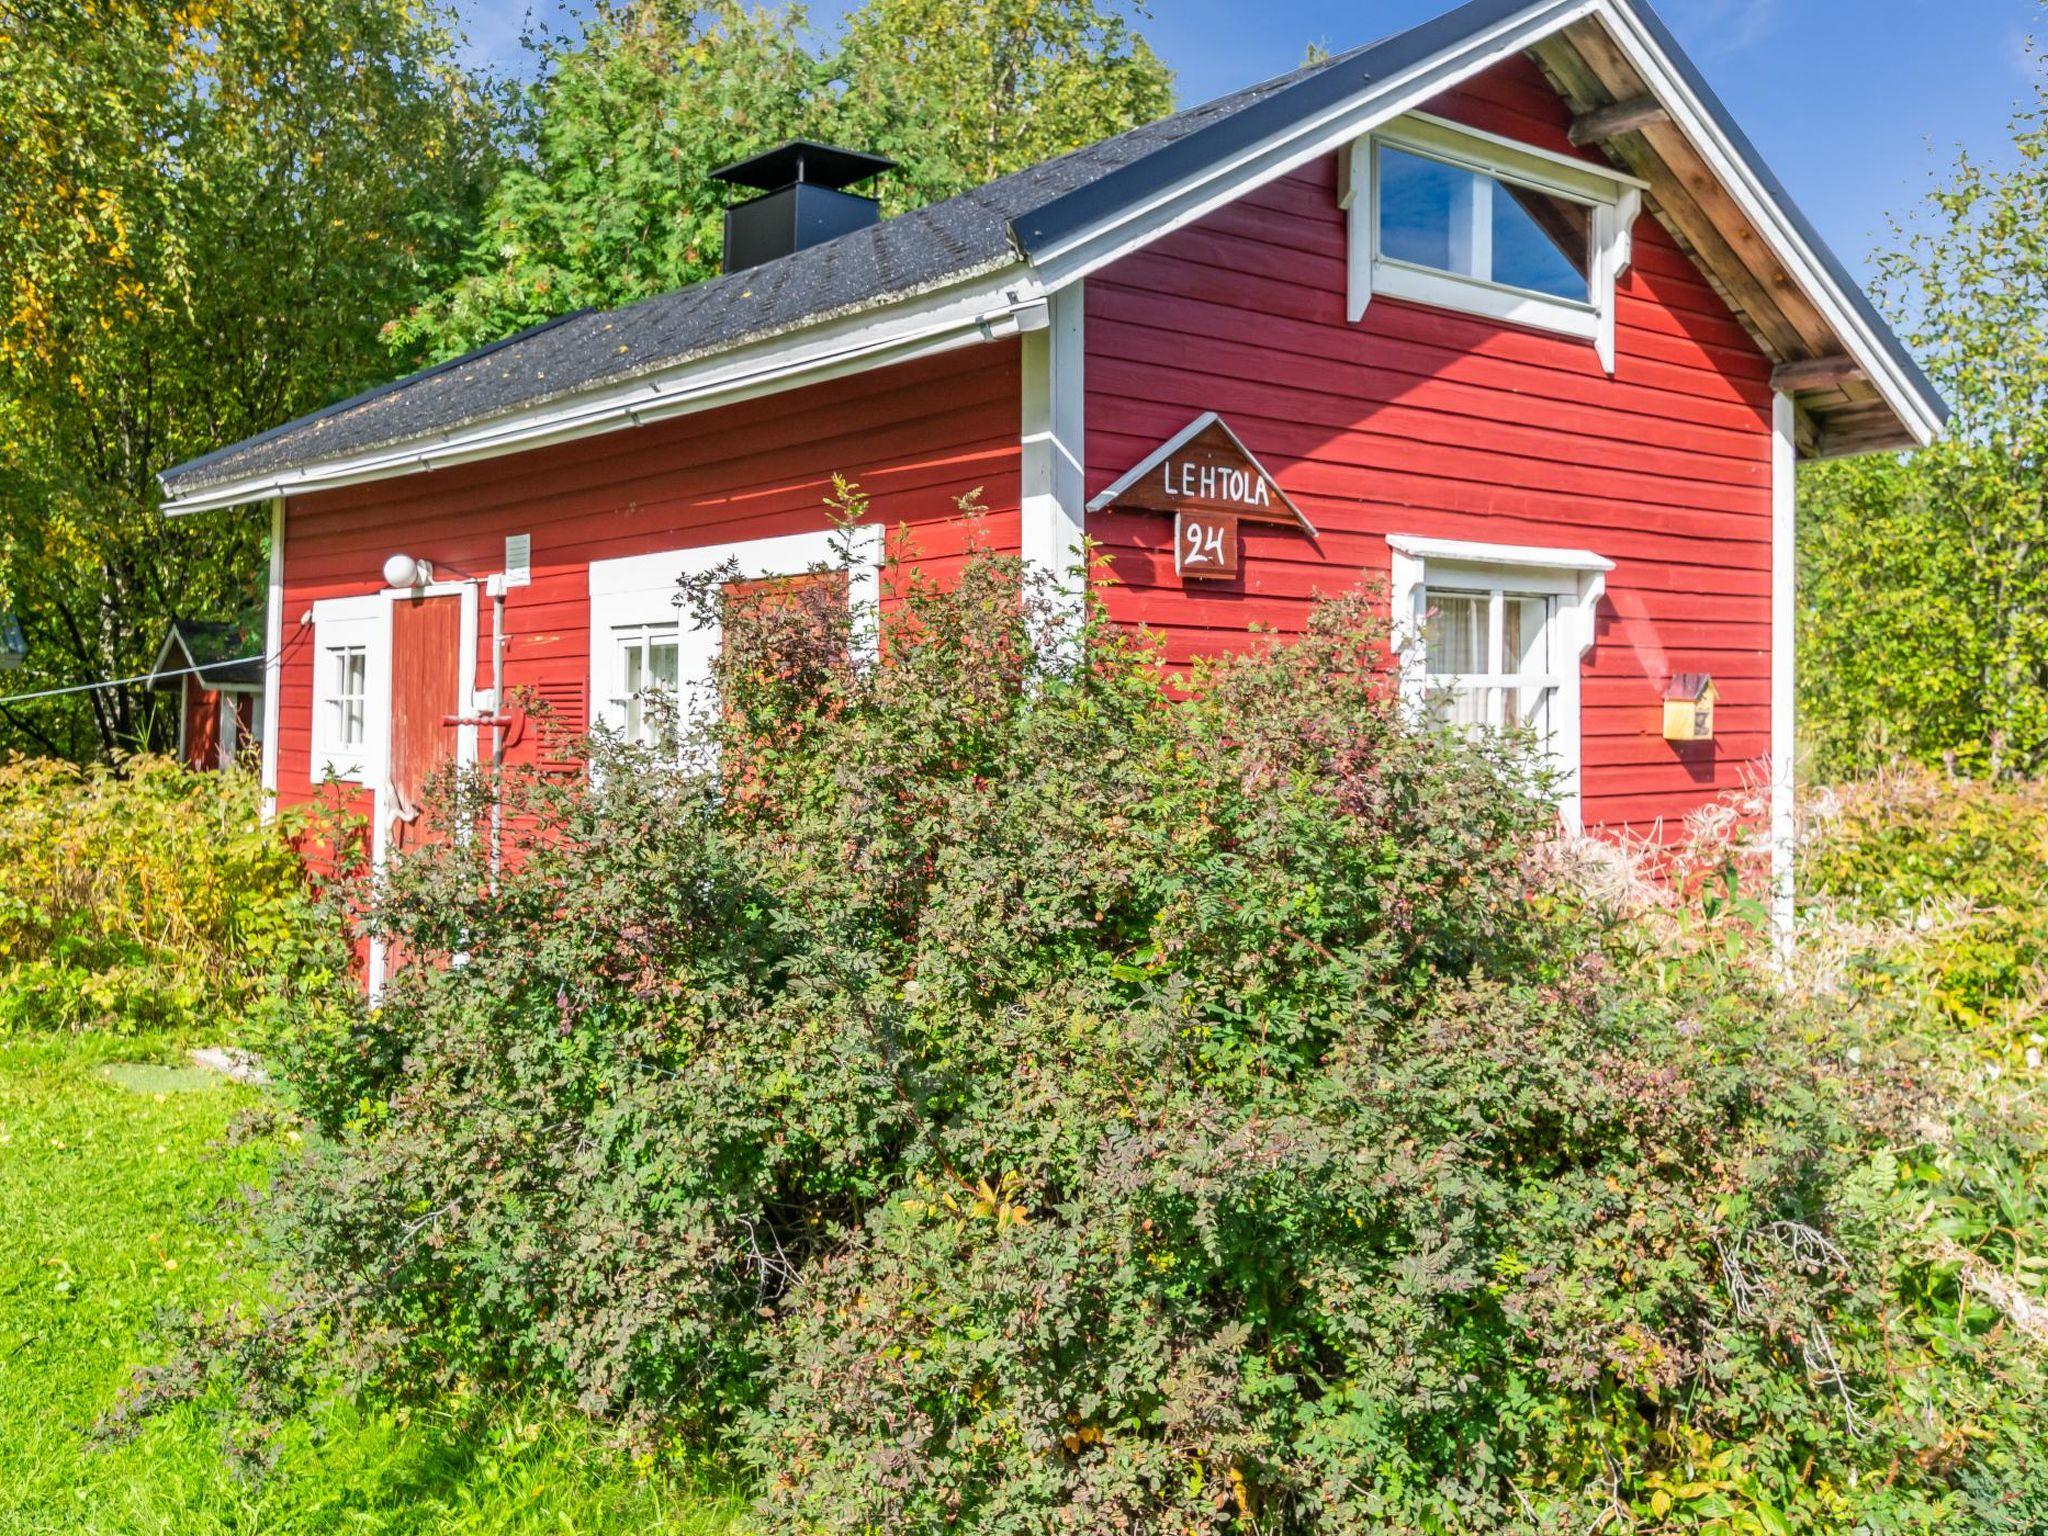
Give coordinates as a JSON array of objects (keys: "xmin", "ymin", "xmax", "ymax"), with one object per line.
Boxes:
[{"xmin": 1662, "ymin": 673, "xmax": 1718, "ymax": 742}]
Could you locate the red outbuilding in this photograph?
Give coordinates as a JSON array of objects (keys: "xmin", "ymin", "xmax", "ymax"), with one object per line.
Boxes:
[
  {"xmin": 146, "ymin": 617, "xmax": 266, "ymax": 772},
  {"xmin": 160, "ymin": 0, "xmax": 1946, "ymax": 981}
]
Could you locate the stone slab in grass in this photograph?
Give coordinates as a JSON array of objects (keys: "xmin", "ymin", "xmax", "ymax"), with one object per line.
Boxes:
[{"xmin": 94, "ymin": 1061, "xmax": 221, "ymax": 1095}]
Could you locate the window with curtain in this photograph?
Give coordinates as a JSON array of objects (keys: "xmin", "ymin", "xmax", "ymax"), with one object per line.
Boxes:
[{"xmin": 1421, "ymin": 585, "xmax": 1560, "ymax": 743}]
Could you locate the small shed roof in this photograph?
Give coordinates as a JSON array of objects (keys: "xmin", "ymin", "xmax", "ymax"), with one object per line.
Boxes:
[{"xmin": 148, "ymin": 618, "xmax": 265, "ymax": 690}]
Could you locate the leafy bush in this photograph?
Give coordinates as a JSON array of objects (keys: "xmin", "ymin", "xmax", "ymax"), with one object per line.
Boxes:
[
  {"xmin": 115, "ymin": 548, "xmax": 2044, "ymax": 1529},
  {"xmin": 1804, "ymin": 768, "xmax": 2048, "ymax": 1055},
  {"xmin": 0, "ymin": 756, "xmax": 333, "ymax": 1033},
  {"xmin": 1790, "ymin": 766, "xmax": 2048, "ymax": 1520}
]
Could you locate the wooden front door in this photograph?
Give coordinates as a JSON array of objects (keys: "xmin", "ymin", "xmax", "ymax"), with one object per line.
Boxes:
[{"xmin": 387, "ymin": 591, "xmax": 464, "ymax": 853}]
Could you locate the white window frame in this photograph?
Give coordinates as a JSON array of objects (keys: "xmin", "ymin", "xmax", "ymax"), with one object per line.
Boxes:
[
  {"xmin": 309, "ymin": 594, "xmax": 388, "ymax": 784},
  {"xmin": 1342, "ymin": 112, "xmax": 1646, "ymax": 373},
  {"xmin": 1416, "ymin": 586, "xmax": 1564, "ymax": 737},
  {"xmin": 1387, "ymin": 534, "xmax": 1611, "ymax": 832},
  {"xmin": 216, "ymin": 682, "xmax": 262, "ymax": 766},
  {"xmin": 610, "ymin": 619, "xmax": 683, "ymax": 749},
  {"xmin": 587, "ymin": 525, "xmax": 886, "ymax": 757}
]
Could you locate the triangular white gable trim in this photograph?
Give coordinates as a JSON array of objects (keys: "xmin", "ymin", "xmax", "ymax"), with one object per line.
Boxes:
[
  {"xmin": 145, "ymin": 627, "xmax": 197, "ymax": 689},
  {"xmin": 1025, "ymin": 0, "xmax": 1942, "ymax": 450},
  {"xmin": 1085, "ymin": 412, "xmax": 1317, "ymax": 536}
]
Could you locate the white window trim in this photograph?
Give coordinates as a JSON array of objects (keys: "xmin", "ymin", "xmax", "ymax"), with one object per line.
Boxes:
[
  {"xmin": 1343, "ymin": 111, "xmax": 1645, "ymax": 372},
  {"xmin": 587, "ymin": 525, "xmax": 886, "ymax": 754},
  {"xmin": 259, "ymin": 499, "xmax": 285, "ymax": 815},
  {"xmin": 309, "ymin": 593, "xmax": 388, "ymax": 786},
  {"xmin": 610, "ymin": 619, "xmax": 683, "ymax": 749},
  {"xmin": 1387, "ymin": 534, "xmax": 1610, "ymax": 832}
]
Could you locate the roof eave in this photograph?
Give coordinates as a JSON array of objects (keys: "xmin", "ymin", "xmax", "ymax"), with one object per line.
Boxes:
[
  {"xmin": 1592, "ymin": 0, "xmax": 1946, "ymax": 447},
  {"xmin": 144, "ymin": 627, "xmax": 196, "ymax": 689},
  {"xmin": 161, "ymin": 262, "xmax": 1041, "ymax": 515}
]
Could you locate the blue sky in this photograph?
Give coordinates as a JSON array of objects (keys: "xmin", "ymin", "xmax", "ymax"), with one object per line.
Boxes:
[{"xmin": 456, "ymin": 0, "xmax": 2041, "ymax": 284}]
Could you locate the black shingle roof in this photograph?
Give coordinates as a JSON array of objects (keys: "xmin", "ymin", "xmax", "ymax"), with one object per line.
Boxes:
[
  {"xmin": 159, "ymin": 47, "xmax": 1358, "ymax": 499},
  {"xmin": 158, "ymin": 0, "xmax": 1947, "ymax": 503}
]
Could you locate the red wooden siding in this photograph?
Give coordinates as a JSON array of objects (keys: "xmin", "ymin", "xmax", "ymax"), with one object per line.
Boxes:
[
  {"xmin": 1084, "ymin": 54, "xmax": 1776, "ymax": 836},
  {"xmin": 273, "ymin": 342, "xmax": 1022, "ymax": 819}
]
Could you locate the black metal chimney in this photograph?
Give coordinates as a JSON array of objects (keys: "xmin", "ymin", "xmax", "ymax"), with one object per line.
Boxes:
[{"xmin": 711, "ymin": 140, "xmax": 897, "ymax": 274}]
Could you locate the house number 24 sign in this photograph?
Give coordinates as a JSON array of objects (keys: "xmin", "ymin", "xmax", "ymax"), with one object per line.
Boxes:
[
  {"xmin": 1085, "ymin": 411, "xmax": 1318, "ymax": 587},
  {"xmin": 1175, "ymin": 511, "xmax": 1240, "ymax": 579}
]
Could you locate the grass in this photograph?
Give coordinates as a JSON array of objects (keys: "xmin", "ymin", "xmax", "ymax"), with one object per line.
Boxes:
[{"xmin": 0, "ymin": 1030, "xmax": 750, "ymax": 1534}]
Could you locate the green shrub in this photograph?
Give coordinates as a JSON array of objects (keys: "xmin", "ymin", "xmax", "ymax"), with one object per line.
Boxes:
[
  {"xmin": 1791, "ymin": 766, "xmax": 2048, "ymax": 1522},
  {"xmin": 0, "ymin": 756, "xmax": 333, "ymax": 1033},
  {"xmin": 113, "ymin": 546, "xmax": 2039, "ymax": 1529},
  {"xmin": 1803, "ymin": 769, "xmax": 2048, "ymax": 1057}
]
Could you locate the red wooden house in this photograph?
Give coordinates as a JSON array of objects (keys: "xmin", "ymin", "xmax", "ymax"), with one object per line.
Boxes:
[{"xmin": 160, "ymin": 0, "xmax": 1944, "ymax": 977}]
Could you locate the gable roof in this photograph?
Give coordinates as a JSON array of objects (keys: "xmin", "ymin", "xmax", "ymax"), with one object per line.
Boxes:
[
  {"xmin": 159, "ymin": 0, "xmax": 1946, "ymax": 515},
  {"xmin": 147, "ymin": 617, "xmax": 265, "ymax": 690}
]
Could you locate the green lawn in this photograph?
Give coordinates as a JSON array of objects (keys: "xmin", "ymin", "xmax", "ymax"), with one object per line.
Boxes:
[{"xmin": 0, "ymin": 1032, "xmax": 748, "ymax": 1535}]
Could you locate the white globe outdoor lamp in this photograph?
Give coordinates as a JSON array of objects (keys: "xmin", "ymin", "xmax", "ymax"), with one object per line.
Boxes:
[{"xmin": 382, "ymin": 552, "xmax": 433, "ymax": 589}]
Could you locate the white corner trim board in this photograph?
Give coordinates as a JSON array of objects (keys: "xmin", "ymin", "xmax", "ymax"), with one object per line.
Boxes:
[
  {"xmin": 1386, "ymin": 533, "xmax": 1609, "ymax": 832},
  {"xmin": 1020, "ymin": 282, "xmax": 1087, "ymax": 625},
  {"xmin": 259, "ymin": 497, "xmax": 285, "ymax": 815},
  {"xmin": 585, "ymin": 524, "xmax": 887, "ymax": 746},
  {"xmin": 1770, "ymin": 392, "xmax": 1797, "ymax": 944}
]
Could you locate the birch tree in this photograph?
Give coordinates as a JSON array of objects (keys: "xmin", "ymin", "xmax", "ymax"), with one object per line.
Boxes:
[
  {"xmin": 0, "ymin": 0, "xmax": 496, "ymax": 758},
  {"xmin": 1800, "ymin": 70, "xmax": 2048, "ymax": 777}
]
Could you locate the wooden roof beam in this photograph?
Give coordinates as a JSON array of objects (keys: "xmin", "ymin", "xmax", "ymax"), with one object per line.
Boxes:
[
  {"xmin": 1528, "ymin": 35, "xmax": 1803, "ymax": 359},
  {"xmin": 1812, "ymin": 426, "xmax": 1917, "ymax": 460},
  {"xmin": 1559, "ymin": 18, "xmax": 1840, "ymax": 359},
  {"xmin": 1569, "ymin": 95, "xmax": 1670, "ymax": 146},
  {"xmin": 1771, "ymin": 355, "xmax": 1867, "ymax": 393}
]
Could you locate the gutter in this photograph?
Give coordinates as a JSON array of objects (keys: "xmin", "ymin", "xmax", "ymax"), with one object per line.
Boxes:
[{"xmin": 162, "ymin": 269, "xmax": 1045, "ymax": 516}]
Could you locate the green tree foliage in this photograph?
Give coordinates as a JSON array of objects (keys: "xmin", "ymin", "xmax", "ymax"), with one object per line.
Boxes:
[
  {"xmin": 383, "ymin": 2, "xmax": 823, "ymax": 358},
  {"xmin": 0, "ymin": 0, "xmax": 497, "ymax": 759},
  {"xmin": 1799, "ymin": 66, "xmax": 2048, "ymax": 778},
  {"xmin": 0, "ymin": 756, "xmax": 335, "ymax": 1033},
  {"xmin": 109, "ymin": 534, "xmax": 2044, "ymax": 1530},
  {"xmin": 391, "ymin": 0, "xmax": 1172, "ymax": 360},
  {"xmin": 825, "ymin": 0, "xmax": 1173, "ymax": 206}
]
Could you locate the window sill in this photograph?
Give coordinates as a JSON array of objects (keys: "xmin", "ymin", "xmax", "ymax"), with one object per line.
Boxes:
[{"xmin": 1371, "ymin": 259, "xmax": 1601, "ymax": 343}]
